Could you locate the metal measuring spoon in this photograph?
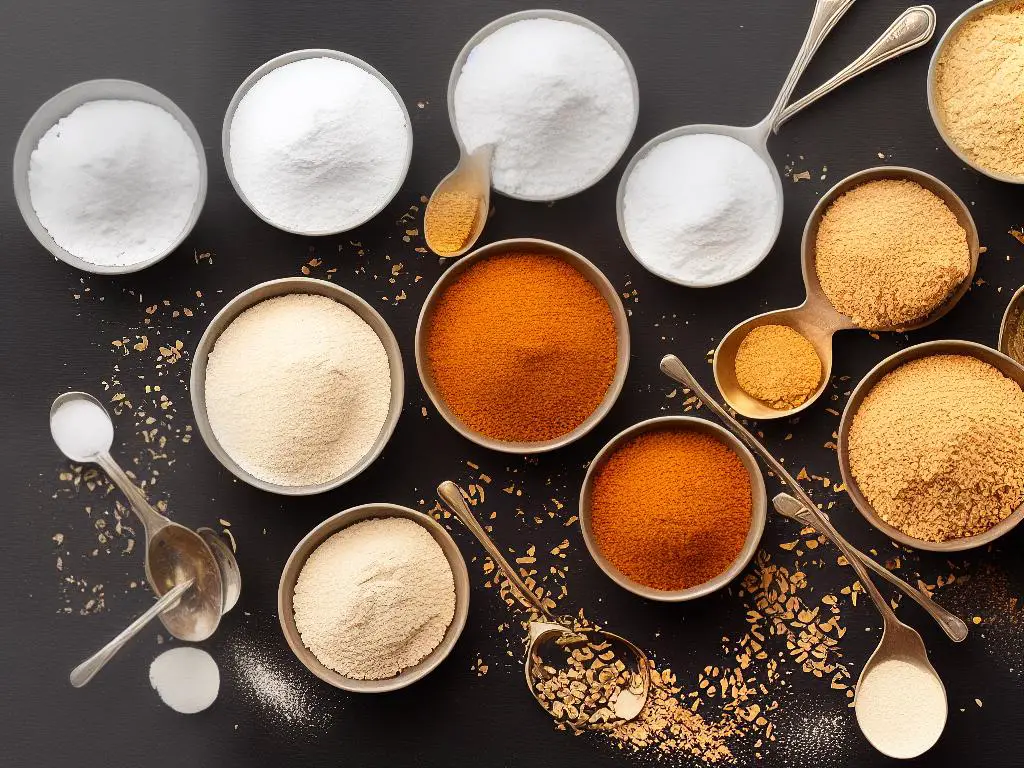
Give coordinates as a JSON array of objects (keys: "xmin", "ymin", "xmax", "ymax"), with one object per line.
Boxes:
[
  {"xmin": 424, "ymin": 144, "xmax": 493, "ymax": 258},
  {"xmin": 659, "ymin": 355, "xmax": 967, "ymax": 643},
  {"xmin": 69, "ymin": 579, "xmax": 193, "ymax": 687},
  {"xmin": 998, "ymin": 285, "xmax": 1024, "ymax": 366},
  {"xmin": 50, "ymin": 392, "xmax": 223, "ymax": 641},
  {"xmin": 437, "ymin": 481, "xmax": 650, "ymax": 723},
  {"xmin": 773, "ymin": 495, "xmax": 967, "ymax": 642},
  {"xmin": 618, "ymin": 2, "xmax": 936, "ymax": 287}
]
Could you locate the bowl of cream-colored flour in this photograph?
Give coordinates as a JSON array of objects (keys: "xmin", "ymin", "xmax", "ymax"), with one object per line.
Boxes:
[
  {"xmin": 190, "ymin": 277, "xmax": 404, "ymax": 495},
  {"xmin": 223, "ymin": 49, "xmax": 413, "ymax": 235},
  {"xmin": 13, "ymin": 79, "xmax": 207, "ymax": 274}
]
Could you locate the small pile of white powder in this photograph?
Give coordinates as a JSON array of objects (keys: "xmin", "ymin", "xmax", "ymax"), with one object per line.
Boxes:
[
  {"xmin": 204, "ymin": 293, "xmax": 391, "ymax": 487},
  {"xmin": 855, "ymin": 658, "xmax": 947, "ymax": 759},
  {"xmin": 149, "ymin": 647, "xmax": 220, "ymax": 714},
  {"xmin": 293, "ymin": 517, "xmax": 456, "ymax": 680},
  {"xmin": 28, "ymin": 99, "xmax": 201, "ymax": 267},
  {"xmin": 454, "ymin": 17, "xmax": 635, "ymax": 199},
  {"xmin": 50, "ymin": 397, "xmax": 113, "ymax": 462},
  {"xmin": 228, "ymin": 56, "xmax": 410, "ymax": 233},
  {"xmin": 622, "ymin": 133, "xmax": 779, "ymax": 287}
]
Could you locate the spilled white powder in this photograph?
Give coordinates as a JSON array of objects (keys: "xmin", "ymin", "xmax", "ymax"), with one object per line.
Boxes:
[
  {"xmin": 454, "ymin": 17, "xmax": 635, "ymax": 199},
  {"xmin": 28, "ymin": 99, "xmax": 201, "ymax": 267},
  {"xmin": 293, "ymin": 517, "xmax": 456, "ymax": 680},
  {"xmin": 205, "ymin": 294, "xmax": 391, "ymax": 487},
  {"xmin": 50, "ymin": 397, "xmax": 113, "ymax": 462},
  {"xmin": 855, "ymin": 658, "xmax": 946, "ymax": 759},
  {"xmin": 228, "ymin": 57, "xmax": 410, "ymax": 233},
  {"xmin": 622, "ymin": 133, "xmax": 779, "ymax": 287},
  {"xmin": 149, "ymin": 647, "xmax": 220, "ymax": 714}
]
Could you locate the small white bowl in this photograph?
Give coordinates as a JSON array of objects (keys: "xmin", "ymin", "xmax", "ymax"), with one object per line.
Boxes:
[
  {"xmin": 12, "ymin": 79, "xmax": 207, "ymax": 275},
  {"xmin": 222, "ymin": 49, "xmax": 413, "ymax": 235}
]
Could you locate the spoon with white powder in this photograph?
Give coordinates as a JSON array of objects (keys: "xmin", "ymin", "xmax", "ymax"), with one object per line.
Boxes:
[
  {"xmin": 49, "ymin": 392, "xmax": 224, "ymax": 641},
  {"xmin": 618, "ymin": 3, "xmax": 936, "ymax": 287}
]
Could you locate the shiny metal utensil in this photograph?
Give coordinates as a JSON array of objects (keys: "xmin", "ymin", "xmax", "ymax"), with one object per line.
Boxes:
[
  {"xmin": 998, "ymin": 285, "xmax": 1024, "ymax": 365},
  {"xmin": 424, "ymin": 143, "xmax": 492, "ymax": 258},
  {"xmin": 775, "ymin": 6, "xmax": 937, "ymax": 128},
  {"xmin": 660, "ymin": 355, "xmax": 967, "ymax": 643},
  {"xmin": 773, "ymin": 494, "xmax": 967, "ymax": 642},
  {"xmin": 774, "ymin": 495, "xmax": 947, "ymax": 759},
  {"xmin": 69, "ymin": 579, "xmax": 193, "ymax": 688},
  {"xmin": 437, "ymin": 481, "xmax": 650, "ymax": 723},
  {"xmin": 197, "ymin": 528, "xmax": 241, "ymax": 614},
  {"xmin": 50, "ymin": 392, "xmax": 223, "ymax": 641}
]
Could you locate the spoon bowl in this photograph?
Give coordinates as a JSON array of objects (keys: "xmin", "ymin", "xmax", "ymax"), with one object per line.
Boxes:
[
  {"xmin": 998, "ymin": 285, "xmax": 1024, "ymax": 365},
  {"xmin": 196, "ymin": 527, "xmax": 241, "ymax": 614},
  {"xmin": 423, "ymin": 144, "xmax": 492, "ymax": 258}
]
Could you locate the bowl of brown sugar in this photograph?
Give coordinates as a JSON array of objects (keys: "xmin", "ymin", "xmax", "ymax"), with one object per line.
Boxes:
[
  {"xmin": 579, "ymin": 416, "xmax": 767, "ymax": 601},
  {"xmin": 415, "ymin": 238, "xmax": 629, "ymax": 453},
  {"xmin": 839, "ymin": 340, "xmax": 1024, "ymax": 552}
]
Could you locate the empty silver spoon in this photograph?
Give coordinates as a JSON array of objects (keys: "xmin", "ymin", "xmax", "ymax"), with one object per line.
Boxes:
[
  {"xmin": 424, "ymin": 143, "xmax": 493, "ymax": 258},
  {"xmin": 50, "ymin": 392, "xmax": 223, "ymax": 641},
  {"xmin": 437, "ymin": 481, "xmax": 650, "ymax": 725}
]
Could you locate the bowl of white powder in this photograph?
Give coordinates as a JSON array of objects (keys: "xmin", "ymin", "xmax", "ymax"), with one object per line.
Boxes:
[
  {"xmin": 448, "ymin": 11, "xmax": 639, "ymax": 202},
  {"xmin": 190, "ymin": 277, "xmax": 404, "ymax": 495},
  {"xmin": 279, "ymin": 504, "xmax": 470, "ymax": 693},
  {"xmin": 13, "ymin": 79, "xmax": 206, "ymax": 274},
  {"xmin": 223, "ymin": 50, "xmax": 413, "ymax": 235}
]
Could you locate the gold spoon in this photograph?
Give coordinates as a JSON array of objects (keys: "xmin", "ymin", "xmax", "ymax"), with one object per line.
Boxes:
[
  {"xmin": 660, "ymin": 355, "xmax": 967, "ymax": 643},
  {"xmin": 423, "ymin": 144, "xmax": 493, "ymax": 258},
  {"xmin": 437, "ymin": 481, "xmax": 650, "ymax": 724},
  {"xmin": 998, "ymin": 284, "xmax": 1024, "ymax": 366}
]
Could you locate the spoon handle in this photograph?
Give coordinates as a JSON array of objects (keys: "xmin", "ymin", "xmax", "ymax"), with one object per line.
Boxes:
[
  {"xmin": 775, "ymin": 6, "xmax": 937, "ymax": 130},
  {"xmin": 69, "ymin": 579, "xmax": 193, "ymax": 688},
  {"xmin": 773, "ymin": 494, "xmax": 968, "ymax": 642},
  {"xmin": 762, "ymin": 0, "xmax": 857, "ymax": 133},
  {"xmin": 659, "ymin": 355, "xmax": 901, "ymax": 626},
  {"xmin": 437, "ymin": 481, "xmax": 557, "ymax": 622},
  {"xmin": 95, "ymin": 451, "xmax": 169, "ymax": 535}
]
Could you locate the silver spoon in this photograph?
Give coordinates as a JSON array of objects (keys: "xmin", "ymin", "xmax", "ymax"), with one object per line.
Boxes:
[
  {"xmin": 773, "ymin": 494, "xmax": 967, "ymax": 642},
  {"xmin": 197, "ymin": 527, "xmax": 241, "ymax": 614},
  {"xmin": 49, "ymin": 392, "xmax": 223, "ymax": 641},
  {"xmin": 659, "ymin": 355, "xmax": 966, "ymax": 642},
  {"xmin": 424, "ymin": 143, "xmax": 493, "ymax": 258},
  {"xmin": 437, "ymin": 481, "xmax": 650, "ymax": 725},
  {"xmin": 618, "ymin": 1, "xmax": 935, "ymax": 287},
  {"xmin": 659, "ymin": 355, "xmax": 948, "ymax": 757},
  {"xmin": 998, "ymin": 284, "xmax": 1024, "ymax": 365},
  {"xmin": 69, "ymin": 579, "xmax": 193, "ymax": 688}
]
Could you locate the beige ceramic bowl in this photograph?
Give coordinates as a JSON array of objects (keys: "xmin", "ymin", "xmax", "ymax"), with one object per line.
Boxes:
[
  {"xmin": 838, "ymin": 340, "xmax": 1024, "ymax": 552},
  {"xmin": 714, "ymin": 166, "xmax": 979, "ymax": 421},
  {"xmin": 927, "ymin": 0, "xmax": 1024, "ymax": 184},
  {"xmin": 579, "ymin": 416, "xmax": 767, "ymax": 601},
  {"xmin": 190, "ymin": 277, "xmax": 404, "ymax": 495},
  {"xmin": 415, "ymin": 238, "xmax": 630, "ymax": 454},
  {"xmin": 278, "ymin": 503, "xmax": 470, "ymax": 693}
]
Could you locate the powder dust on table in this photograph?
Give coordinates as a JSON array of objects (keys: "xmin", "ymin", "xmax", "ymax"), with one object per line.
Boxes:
[
  {"xmin": 424, "ymin": 252, "xmax": 618, "ymax": 443},
  {"xmin": 934, "ymin": 1, "xmax": 1024, "ymax": 178},
  {"xmin": 848, "ymin": 354, "xmax": 1024, "ymax": 542},
  {"xmin": 590, "ymin": 428, "xmax": 752, "ymax": 591},
  {"xmin": 733, "ymin": 324, "xmax": 822, "ymax": 410},
  {"xmin": 204, "ymin": 294, "xmax": 391, "ymax": 487},
  {"xmin": 292, "ymin": 517, "xmax": 456, "ymax": 680},
  {"xmin": 814, "ymin": 179, "xmax": 970, "ymax": 329}
]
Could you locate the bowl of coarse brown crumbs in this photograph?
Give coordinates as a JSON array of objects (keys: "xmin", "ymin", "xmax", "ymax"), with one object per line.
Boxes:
[{"xmin": 839, "ymin": 340, "xmax": 1024, "ymax": 552}]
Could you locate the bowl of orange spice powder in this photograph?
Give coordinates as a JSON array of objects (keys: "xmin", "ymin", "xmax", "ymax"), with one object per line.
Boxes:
[
  {"xmin": 416, "ymin": 238, "xmax": 629, "ymax": 453},
  {"xmin": 580, "ymin": 416, "xmax": 767, "ymax": 601}
]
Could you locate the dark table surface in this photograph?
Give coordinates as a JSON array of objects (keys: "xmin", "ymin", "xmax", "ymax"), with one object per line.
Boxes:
[{"xmin": 3, "ymin": 1, "xmax": 1023, "ymax": 766}]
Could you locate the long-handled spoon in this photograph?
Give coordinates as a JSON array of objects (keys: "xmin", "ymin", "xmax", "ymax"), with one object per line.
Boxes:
[
  {"xmin": 774, "ymin": 494, "xmax": 967, "ymax": 642},
  {"xmin": 424, "ymin": 144, "xmax": 493, "ymax": 258},
  {"xmin": 50, "ymin": 392, "xmax": 223, "ymax": 641},
  {"xmin": 69, "ymin": 579, "xmax": 193, "ymax": 688},
  {"xmin": 659, "ymin": 355, "xmax": 966, "ymax": 642},
  {"xmin": 659, "ymin": 355, "xmax": 949, "ymax": 757},
  {"xmin": 438, "ymin": 481, "xmax": 650, "ymax": 724}
]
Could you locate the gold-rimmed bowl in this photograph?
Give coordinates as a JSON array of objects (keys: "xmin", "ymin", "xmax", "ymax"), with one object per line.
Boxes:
[
  {"xmin": 838, "ymin": 340, "xmax": 1024, "ymax": 552},
  {"xmin": 579, "ymin": 416, "xmax": 767, "ymax": 601},
  {"xmin": 714, "ymin": 166, "xmax": 979, "ymax": 420},
  {"xmin": 190, "ymin": 277, "xmax": 404, "ymax": 495},
  {"xmin": 415, "ymin": 238, "xmax": 630, "ymax": 454},
  {"xmin": 279, "ymin": 503, "xmax": 470, "ymax": 693}
]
